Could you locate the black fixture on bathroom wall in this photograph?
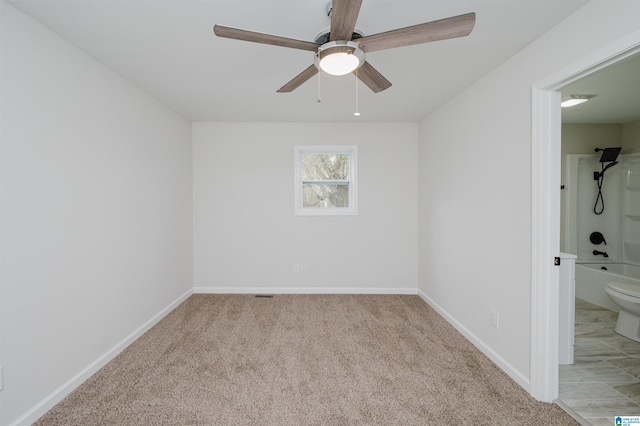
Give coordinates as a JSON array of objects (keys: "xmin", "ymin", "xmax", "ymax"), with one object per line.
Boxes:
[
  {"xmin": 596, "ymin": 147, "xmax": 621, "ymax": 163},
  {"xmin": 593, "ymin": 250, "xmax": 609, "ymax": 257},
  {"xmin": 593, "ymin": 147, "xmax": 622, "ymax": 215},
  {"xmin": 590, "ymin": 231, "xmax": 607, "ymax": 245}
]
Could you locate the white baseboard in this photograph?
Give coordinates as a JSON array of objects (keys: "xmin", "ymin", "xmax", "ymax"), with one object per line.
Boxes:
[
  {"xmin": 417, "ymin": 289, "xmax": 531, "ymax": 393},
  {"xmin": 12, "ymin": 288, "xmax": 194, "ymax": 426},
  {"xmin": 194, "ymin": 286, "xmax": 419, "ymax": 295}
]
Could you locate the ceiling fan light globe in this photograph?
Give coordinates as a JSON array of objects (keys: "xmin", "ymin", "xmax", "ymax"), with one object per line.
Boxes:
[
  {"xmin": 320, "ymin": 52, "xmax": 360, "ymax": 75},
  {"xmin": 315, "ymin": 41, "xmax": 365, "ymax": 76}
]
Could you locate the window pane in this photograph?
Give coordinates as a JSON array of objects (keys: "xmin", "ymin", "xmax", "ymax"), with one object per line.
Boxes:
[
  {"xmin": 302, "ymin": 183, "xmax": 349, "ymax": 208},
  {"xmin": 302, "ymin": 154, "xmax": 349, "ymax": 181}
]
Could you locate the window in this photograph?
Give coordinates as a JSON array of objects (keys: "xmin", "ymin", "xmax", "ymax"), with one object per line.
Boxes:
[{"xmin": 294, "ymin": 145, "xmax": 358, "ymax": 216}]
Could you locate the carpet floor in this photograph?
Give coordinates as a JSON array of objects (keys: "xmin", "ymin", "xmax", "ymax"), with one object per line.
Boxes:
[{"xmin": 35, "ymin": 294, "xmax": 577, "ymax": 425}]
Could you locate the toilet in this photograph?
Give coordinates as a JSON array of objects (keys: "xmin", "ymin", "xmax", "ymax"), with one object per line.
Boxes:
[{"xmin": 606, "ymin": 282, "xmax": 640, "ymax": 342}]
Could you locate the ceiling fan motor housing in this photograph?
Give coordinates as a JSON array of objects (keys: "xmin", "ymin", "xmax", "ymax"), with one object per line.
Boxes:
[{"xmin": 313, "ymin": 28, "xmax": 364, "ymax": 45}]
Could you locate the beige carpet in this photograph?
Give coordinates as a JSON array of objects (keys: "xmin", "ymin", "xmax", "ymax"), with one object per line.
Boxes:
[{"xmin": 36, "ymin": 294, "xmax": 577, "ymax": 425}]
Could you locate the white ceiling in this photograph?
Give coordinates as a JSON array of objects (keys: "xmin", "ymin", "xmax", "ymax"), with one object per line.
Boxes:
[
  {"xmin": 8, "ymin": 0, "xmax": 591, "ymax": 123},
  {"xmin": 561, "ymin": 53, "xmax": 640, "ymax": 124}
]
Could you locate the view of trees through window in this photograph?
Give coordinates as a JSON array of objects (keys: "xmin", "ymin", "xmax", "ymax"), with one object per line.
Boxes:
[{"xmin": 301, "ymin": 153, "xmax": 350, "ymax": 208}]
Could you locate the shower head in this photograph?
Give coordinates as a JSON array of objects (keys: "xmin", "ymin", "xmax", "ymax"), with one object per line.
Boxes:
[
  {"xmin": 594, "ymin": 159, "xmax": 619, "ymax": 180},
  {"xmin": 595, "ymin": 147, "xmax": 622, "ymax": 163}
]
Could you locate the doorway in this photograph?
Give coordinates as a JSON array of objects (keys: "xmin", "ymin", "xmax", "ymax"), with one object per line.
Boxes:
[
  {"xmin": 531, "ymin": 33, "xmax": 640, "ymax": 403},
  {"xmin": 556, "ymin": 52, "xmax": 640, "ymax": 423}
]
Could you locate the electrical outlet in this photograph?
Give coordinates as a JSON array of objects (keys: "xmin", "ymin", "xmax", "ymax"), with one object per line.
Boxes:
[
  {"xmin": 293, "ymin": 264, "xmax": 300, "ymax": 273},
  {"xmin": 490, "ymin": 311, "xmax": 499, "ymax": 329}
]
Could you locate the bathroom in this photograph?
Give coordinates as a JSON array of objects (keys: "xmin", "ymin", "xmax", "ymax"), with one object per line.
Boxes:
[
  {"xmin": 558, "ymin": 53, "xmax": 640, "ymax": 423},
  {"xmin": 560, "ymin": 52, "xmax": 640, "ymax": 317}
]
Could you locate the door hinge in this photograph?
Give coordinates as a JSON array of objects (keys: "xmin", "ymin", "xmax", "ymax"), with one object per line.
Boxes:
[{"xmin": 554, "ymin": 257, "xmax": 561, "ymax": 266}]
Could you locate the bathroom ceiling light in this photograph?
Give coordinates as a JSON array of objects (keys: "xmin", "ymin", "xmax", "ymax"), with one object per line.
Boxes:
[{"xmin": 561, "ymin": 95, "xmax": 594, "ymax": 108}]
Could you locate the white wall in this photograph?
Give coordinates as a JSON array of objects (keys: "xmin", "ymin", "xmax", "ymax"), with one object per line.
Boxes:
[
  {"xmin": 418, "ymin": 0, "xmax": 640, "ymax": 390},
  {"xmin": 623, "ymin": 120, "xmax": 640, "ymax": 153},
  {"xmin": 0, "ymin": 3, "xmax": 193, "ymax": 425},
  {"xmin": 562, "ymin": 124, "xmax": 622, "ymax": 156},
  {"xmin": 193, "ymin": 122, "xmax": 418, "ymax": 293}
]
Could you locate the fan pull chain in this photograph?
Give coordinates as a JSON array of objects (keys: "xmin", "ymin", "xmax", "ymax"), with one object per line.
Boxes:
[
  {"xmin": 354, "ymin": 70, "xmax": 360, "ymax": 116},
  {"xmin": 317, "ymin": 71, "xmax": 322, "ymax": 103}
]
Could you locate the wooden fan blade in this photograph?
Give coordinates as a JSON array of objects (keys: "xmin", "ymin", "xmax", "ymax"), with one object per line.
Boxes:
[
  {"xmin": 330, "ymin": 0, "xmax": 363, "ymax": 41},
  {"xmin": 355, "ymin": 62, "xmax": 391, "ymax": 93},
  {"xmin": 277, "ymin": 65, "xmax": 319, "ymax": 93},
  {"xmin": 214, "ymin": 25, "xmax": 320, "ymax": 51},
  {"xmin": 355, "ymin": 12, "xmax": 475, "ymax": 52}
]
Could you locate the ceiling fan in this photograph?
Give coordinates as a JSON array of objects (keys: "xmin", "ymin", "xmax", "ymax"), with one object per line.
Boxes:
[{"xmin": 214, "ymin": 0, "xmax": 475, "ymax": 93}]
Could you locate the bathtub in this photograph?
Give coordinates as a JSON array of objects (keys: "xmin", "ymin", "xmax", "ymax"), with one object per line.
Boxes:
[{"xmin": 575, "ymin": 262, "xmax": 640, "ymax": 311}]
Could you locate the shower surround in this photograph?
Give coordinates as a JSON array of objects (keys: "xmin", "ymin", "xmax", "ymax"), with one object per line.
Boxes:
[{"xmin": 564, "ymin": 152, "xmax": 640, "ymax": 309}]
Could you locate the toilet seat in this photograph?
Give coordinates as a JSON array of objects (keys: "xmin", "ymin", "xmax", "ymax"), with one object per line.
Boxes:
[{"xmin": 607, "ymin": 282, "xmax": 640, "ymax": 298}]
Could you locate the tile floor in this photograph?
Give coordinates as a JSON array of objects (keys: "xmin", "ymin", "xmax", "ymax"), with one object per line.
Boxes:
[{"xmin": 558, "ymin": 298, "xmax": 640, "ymax": 425}]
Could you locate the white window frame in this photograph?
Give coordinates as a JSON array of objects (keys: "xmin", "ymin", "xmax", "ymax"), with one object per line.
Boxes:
[{"xmin": 294, "ymin": 145, "xmax": 358, "ymax": 216}]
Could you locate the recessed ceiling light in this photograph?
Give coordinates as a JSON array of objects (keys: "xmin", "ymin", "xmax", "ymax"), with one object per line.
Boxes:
[{"xmin": 561, "ymin": 95, "xmax": 595, "ymax": 108}]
